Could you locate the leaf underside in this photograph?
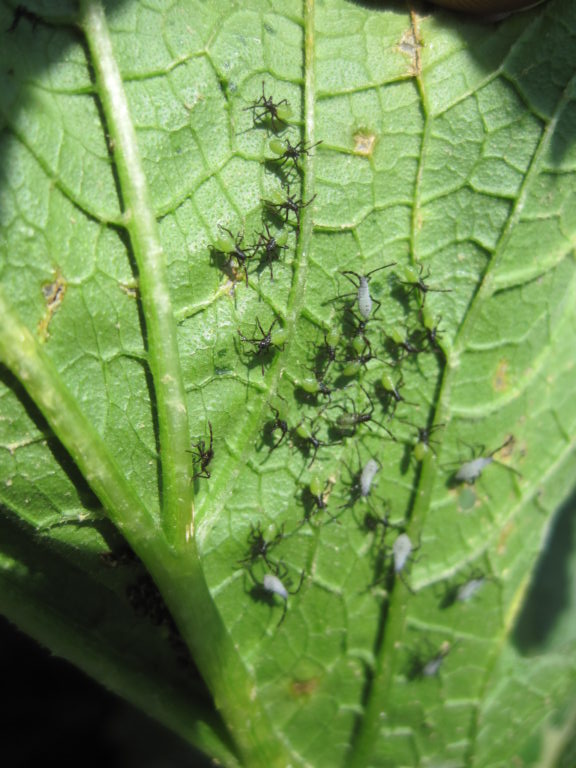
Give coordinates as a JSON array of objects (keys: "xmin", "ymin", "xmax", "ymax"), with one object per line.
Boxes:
[{"xmin": 1, "ymin": 0, "xmax": 576, "ymax": 766}]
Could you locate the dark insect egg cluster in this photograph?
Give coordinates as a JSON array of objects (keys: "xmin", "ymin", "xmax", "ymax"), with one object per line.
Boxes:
[{"xmin": 194, "ymin": 81, "xmax": 519, "ymax": 659}]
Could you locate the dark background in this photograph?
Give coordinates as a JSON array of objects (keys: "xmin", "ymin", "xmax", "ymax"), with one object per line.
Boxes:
[{"xmin": 0, "ymin": 615, "xmax": 212, "ymax": 768}]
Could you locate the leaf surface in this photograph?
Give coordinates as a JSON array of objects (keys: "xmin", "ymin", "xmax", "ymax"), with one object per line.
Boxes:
[{"xmin": 1, "ymin": 0, "xmax": 576, "ymax": 766}]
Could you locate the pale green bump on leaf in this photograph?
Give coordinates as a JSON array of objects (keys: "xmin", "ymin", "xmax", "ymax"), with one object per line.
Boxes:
[
  {"xmin": 342, "ymin": 360, "xmax": 361, "ymax": 377},
  {"xmin": 269, "ymin": 138, "xmax": 286, "ymax": 157},
  {"xmin": 299, "ymin": 376, "xmax": 321, "ymax": 394},
  {"xmin": 1, "ymin": 0, "xmax": 576, "ymax": 766}
]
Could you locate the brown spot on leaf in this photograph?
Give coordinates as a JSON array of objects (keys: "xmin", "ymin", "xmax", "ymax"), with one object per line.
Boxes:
[
  {"xmin": 493, "ymin": 359, "xmax": 509, "ymax": 392},
  {"xmin": 497, "ymin": 520, "xmax": 515, "ymax": 555},
  {"xmin": 353, "ymin": 132, "xmax": 377, "ymax": 157},
  {"xmin": 399, "ymin": 12, "xmax": 422, "ymax": 77},
  {"xmin": 38, "ymin": 269, "xmax": 67, "ymax": 342},
  {"xmin": 290, "ymin": 677, "xmax": 320, "ymax": 698}
]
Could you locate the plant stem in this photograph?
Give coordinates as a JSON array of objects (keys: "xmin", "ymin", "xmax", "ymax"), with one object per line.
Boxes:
[
  {"xmin": 79, "ymin": 0, "xmax": 193, "ymax": 548},
  {"xmin": 144, "ymin": 540, "xmax": 297, "ymax": 768},
  {"xmin": 75, "ymin": 3, "xmax": 299, "ymax": 765}
]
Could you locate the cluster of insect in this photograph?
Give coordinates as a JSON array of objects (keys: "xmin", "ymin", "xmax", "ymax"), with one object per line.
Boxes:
[
  {"xmin": 188, "ymin": 84, "xmax": 518, "ymax": 674},
  {"xmin": 209, "ymin": 82, "xmax": 318, "ymax": 288}
]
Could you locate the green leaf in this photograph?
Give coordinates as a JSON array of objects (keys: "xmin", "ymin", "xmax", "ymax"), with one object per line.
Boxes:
[{"xmin": 1, "ymin": 0, "xmax": 576, "ymax": 766}]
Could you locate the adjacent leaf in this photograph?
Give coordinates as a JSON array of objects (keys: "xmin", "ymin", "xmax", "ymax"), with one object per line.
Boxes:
[{"xmin": 1, "ymin": 0, "xmax": 576, "ymax": 766}]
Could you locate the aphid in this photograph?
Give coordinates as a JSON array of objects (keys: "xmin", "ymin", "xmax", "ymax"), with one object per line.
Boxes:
[
  {"xmin": 263, "ymin": 572, "xmax": 289, "ymax": 600},
  {"xmin": 391, "ymin": 532, "xmax": 417, "ymax": 593},
  {"xmin": 269, "ymin": 138, "xmax": 322, "ymax": 167},
  {"xmin": 393, "ymin": 532, "xmax": 413, "ymax": 574},
  {"xmin": 422, "ymin": 651, "xmax": 446, "ymax": 677},
  {"xmin": 315, "ymin": 328, "xmax": 341, "ymax": 377},
  {"xmin": 453, "ymin": 435, "xmax": 515, "ymax": 484},
  {"xmin": 325, "ymin": 328, "xmax": 341, "ymax": 354},
  {"xmin": 380, "ymin": 371, "xmax": 404, "ymax": 401},
  {"xmin": 379, "ymin": 370, "xmax": 416, "ymax": 417},
  {"xmin": 332, "ymin": 386, "xmax": 395, "ymax": 440},
  {"xmin": 439, "ymin": 569, "xmax": 489, "ymax": 608},
  {"xmin": 244, "ymin": 82, "xmax": 293, "ymax": 131},
  {"xmin": 386, "ymin": 325, "xmax": 422, "ymax": 360},
  {"xmin": 411, "ymin": 423, "xmax": 445, "ymax": 461},
  {"xmin": 398, "ymin": 263, "xmax": 451, "ymax": 306},
  {"xmin": 361, "ymin": 506, "xmax": 400, "ymax": 540},
  {"xmin": 237, "ymin": 318, "xmax": 287, "ymax": 374},
  {"xmin": 388, "ymin": 536, "xmax": 420, "ymax": 594},
  {"xmin": 309, "ymin": 476, "xmax": 330, "ymax": 509},
  {"xmin": 351, "ymin": 333, "xmax": 368, "ymax": 356},
  {"xmin": 361, "ymin": 509, "xmax": 390, "ymax": 539},
  {"xmin": 455, "ymin": 456, "xmax": 494, "ymax": 484},
  {"xmin": 300, "ymin": 477, "xmax": 335, "ymax": 526},
  {"xmin": 268, "ymin": 402, "xmax": 289, "ymax": 451},
  {"xmin": 340, "ymin": 448, "xmax": 381, "ymax": 510},
  {"xmin": 37, "ymin": 509, "xmax": 101, "ymax": 532},
  {"xmin": 339, "ymin": 336, "xmax": 377, "ymax": 377},
  {"xmin": 293, "ymin": 420, "xmax": 327, "ymax": 467},
  {"xmin": 360, "ymin": 458, "xmax": 381, "ymax": 498},
  {"xmin": 359, "ymin": 506, "xmax": 401, "ymax": 582},
  {"xmin": 296, "ymin": 367, "xmax": 334, "ymax": 400},
  {"xmin": 238, "ymin": 522, "xmax": 284, "ymax": 572},
  {"xmin": 340, "ymin": 359, "xmax": 362, "ymax": 378},
  {"xmin": 407, "ymin": 642, "xmax": 452, "ymax": 680},
  {"xmin": 188, "ymin": 422, "xmax": 214, "ymax": 479},
  {"xmin": 456, "ymin": 575, "xmax": 487, "ymax": 602},
  {"xmin": 264, "ymin": 184, "xmax": 316, "ymax": 229},
  {"xmin": 340, "ymin": 263, "xmax": 396, "ymax": 322},
  {"xmin": 420, "ymin": 306, "xmax": 443, "ymax": 351},
  {"xmin": 212, "ymin": 226, "xmax": 255, "ymax": 285},
  {"xmin": 254, "ymin": 222, "xmax": 289, "ymax": 280},
  {"xmin": 255, "ymin": 566, "xmax": 304, "ymax": 627}
]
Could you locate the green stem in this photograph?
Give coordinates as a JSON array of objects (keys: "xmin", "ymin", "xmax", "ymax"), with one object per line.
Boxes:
[
  {"xmin": 144, "ymin": 541, "xmax": 296, "ymax": 768},
  {"xmin": 79, "ymin": 0, "xmax": 193, "ymax": 547},
  {"xmin": 75, "ymin": 3, "xmax": 298, "ymax": 764}
]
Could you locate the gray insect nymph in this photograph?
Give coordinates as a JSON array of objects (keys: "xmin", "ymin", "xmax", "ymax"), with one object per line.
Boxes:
[
  {"xmin": 357, "ymin": 276, "xmax": 372, "ymax": 320},
  {"xmin": 422, "ymin": 654, "xmax": 444, "ymax": 677},
  {"xmin": 454, "ymin": 456, "xmax": 493, "ymax": 484},
  {"xmin": 422, "ymin": 644, "xmax": 451, "ymax": 677},
  {"xmin": 456, "ymin": 576, "xmax": 486, "ymax": 602},
  {"xmin": 454, "ymin": 435, "xmax": 515, "ymax": 484},
  {"xmin": 360, "ymin": 458, "xmax": 380, "ymax": 497},
  {"xmin": 393, "ymin": 533, "xmax": 413, "ymax": 574},
  {"xmin": 340, "ymin": 263, "xmax": 396, "ymax": 323},
  {"xmin": 263, "ymin": 573, "xmax": 288, "ymax": 600}
]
